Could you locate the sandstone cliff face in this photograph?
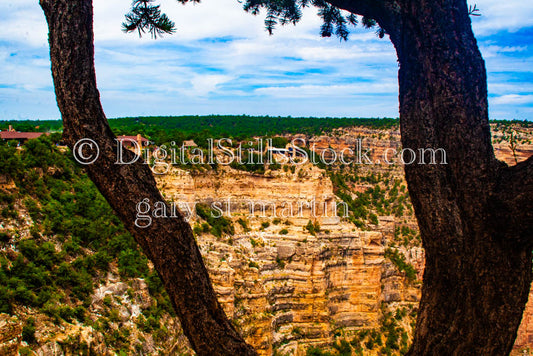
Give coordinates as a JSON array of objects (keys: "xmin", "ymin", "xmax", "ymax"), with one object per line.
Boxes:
[
  {"xmin": 158, "ymin": 163, "xmax": 338, "ymax": 222},
  {"xmin": 155, "ymin": 159, "xmax": 422, "ymax": 355},
  {"xmin": 201, "ymin": 231, "xmax": 400, "ymax": 355}
]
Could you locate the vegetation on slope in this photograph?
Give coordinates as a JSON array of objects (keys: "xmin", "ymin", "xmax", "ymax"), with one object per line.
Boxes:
[{"xmin": 0, "ymin": 136, "xmax": 176, "ymax": 354}]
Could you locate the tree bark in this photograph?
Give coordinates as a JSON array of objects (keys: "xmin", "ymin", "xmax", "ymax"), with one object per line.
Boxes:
[
  {"xmin": 39, "ymin": 1, "xmax": 257, "ymax": 355},
  {"xmin": 395, "ymin": 1, "xmax": 533, "ymax": 354},
  {"xmin": 326, "ymin": 0, "xmax": 533, "ymax": 354}
]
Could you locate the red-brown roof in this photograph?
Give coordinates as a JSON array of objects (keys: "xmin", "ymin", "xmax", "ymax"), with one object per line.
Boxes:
[
  {"xmin": 117, "ymin": 135, "xmax": 150, "ymax": 142},
  {"xmin": 182, "ymin": 140, "xmax": 197, "ymax": 147},
  {"xmin": 0, "ymin": 131, "xmax": 47, "ymax": 140}
]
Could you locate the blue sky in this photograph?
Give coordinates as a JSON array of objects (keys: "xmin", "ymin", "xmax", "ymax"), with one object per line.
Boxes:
[{"xmin": 0, "ymin": 0, "xmax": 531, "ymax": 120}]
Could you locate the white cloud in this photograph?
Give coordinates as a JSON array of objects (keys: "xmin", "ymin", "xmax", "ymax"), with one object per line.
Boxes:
[
  {"xmin": 471, "ymin": 0, "xmax": 533, "ymax": 35},
  {"xmin": 492, "ymin": 94, "xmax": 533, "ymax": 105},
  {"xmin": 0, "ymin": 1, "xmax": 49, "ymax": 47},
  {"xmin": 190, "ymin": 74, "xmax": 234, "ymax": 96},
  {"xmin": 480, "ymin": 45, "xmax": 528, "ymax": 58}
]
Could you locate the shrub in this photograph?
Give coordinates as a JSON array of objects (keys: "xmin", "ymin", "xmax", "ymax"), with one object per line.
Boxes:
[
  {"xmin": 196, "ymin": 204, "xmax": 234, "ymax": 238},
  {"xmin": 118, "ymin": 249, "xmax": 149, "ymax": 278},
  {"xmin": 193, "ymin": 224, "xmax": 203, "ymax": 235},
  {"xmin": 306, "ymin": 346, "xmax": 335, "ymax": 356},
  {"xmin": 201, "ymin": 222, "xmax": 210, "ymax": 233},
  {"xmin": 0, "ymin": 232, "xmax": 10, "ymax": 243},
  {"xmin": 385, "ymin": 248, "xmax": 417, "ymax": 281},
  {"xmin": 333, "ymin": 339, "xmax": 352, "ymax": 356},
  {"xmin": 305, "ymin": 220, "xmax": 320, "ymax": 235},
  {"xmin": 22, "ymin": 318, "xmax": 36, "ymax": 344},
  {"xmin": 369, "ymin": 213, "xmax": 379, "ymax": 225},
  {"xmin": 237, "ymin": 218, "xmax": 250, "ymax": 232}
]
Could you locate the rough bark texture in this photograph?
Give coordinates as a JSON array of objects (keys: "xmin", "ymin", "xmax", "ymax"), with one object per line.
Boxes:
[
  {"xmin": 396, "ymin": 1, "xmax": 533, "ymax": 354},
  {"xmin": 326, "ymin": 0, "xmax": 533, "ymax": 354},
  {"xmin": 39, "ymin": 1, "xmax": 257, "ymax": 355}
]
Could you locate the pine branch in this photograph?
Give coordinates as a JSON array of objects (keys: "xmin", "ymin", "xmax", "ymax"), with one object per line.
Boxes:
[
  {"xmin": 243, "ymin": 0, "xmax": 385, "ymax": 41},
  {"xmin": 122, "ymin": 0, "xmax": 176, "ymax": 39},
  {"xmin": 123, "ymin": 0, "xmax": 389, "ymax": 41},
  {"xmin": 468, "ymin": 4, "xmax": 481, "ymax": 17}
]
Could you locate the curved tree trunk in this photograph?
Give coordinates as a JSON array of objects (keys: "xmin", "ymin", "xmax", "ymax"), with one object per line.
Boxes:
[
  {"xmin": 39, "ymin": 0, "xmax": 257, "ymax": 355},
  {"xmin": 395, "ymin": 1, "xmax": 533, "ymax": 354},
  {"xmin": 327, "ymin": 0, "xmax": 533, "ymax": 354},
  {"xmin": 397, "ymin": 4, "xmax": 533, "ymax": 356}
]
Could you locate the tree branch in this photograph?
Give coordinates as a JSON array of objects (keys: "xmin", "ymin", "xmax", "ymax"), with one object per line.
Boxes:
[{"xmin": 323, "ymin": 0, "xmax": 402, "ymax": 44}]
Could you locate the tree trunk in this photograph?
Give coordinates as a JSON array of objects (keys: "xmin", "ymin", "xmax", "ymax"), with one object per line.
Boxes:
[
  {"xmin": 394, "ymin": 1, "xmax": 533, "ymax": 354},
  {"xmin": 39, "ymin": 1, "xmax": 257, "ymax": 355},
  {"xmin": 326, "ymin": 0, "xmax": 533, "ymax": 353}
]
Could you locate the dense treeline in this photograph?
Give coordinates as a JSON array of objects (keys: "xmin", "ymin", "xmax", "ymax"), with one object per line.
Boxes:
[
  {"xmin": 0, "ymin": 120, "xmax": 63, "ymax": 132},
  {"xmin": 108, "ymin": 115, "xmax": 399, "ymax": 140},
  {"xmin": 2, "ymin": 116, "xmax": 530, "ymax": 149},
  {"xmin": 2, "ymin": 116, "xmax": 399, "ymax": 143}
]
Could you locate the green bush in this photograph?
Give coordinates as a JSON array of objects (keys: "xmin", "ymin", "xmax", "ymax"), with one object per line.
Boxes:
[
  {"xmin": 0, "ymin": 232, "xmax": 10, "ymax": 243},
  {"xmin": 193, "ymin": 224, "xmax": 203, "ymax": 235},
  {"xmin": 118, "ymin": 249, "xmax": 149, "ymax": 278},
  {"xmin": 333, "ymin": 339, "xmax": 352, "ymax": 356},
  {"xmin": 237, "ymin": 218, "xmax": 250, "ymax": 232},
  {"xmin": 196, "ymin": 204, "xmax": 234, "ymax": 238},
  {"xmin": 22, "ymin": 318, "xmax": 36, "ymax": 344},
  {"xmin": 385, "ymin": 248, "xmax": 417, "ymax": 281},
  {"xmin": 306, "ymin": 346, "xmax": 335, "ymax": 356},
  {"xmin": 305, "ymin": 220, "xmax": 320, "ymax": 235}
]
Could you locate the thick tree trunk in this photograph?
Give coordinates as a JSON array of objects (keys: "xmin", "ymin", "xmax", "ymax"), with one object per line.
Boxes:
[
  {"xmin": 395, "ymin": 1, "xmax": 533, "ymax": 355},
  {"xmin": 39, "ymin": 1, "xmax": 257, "ymax": 355},
  {"xmin": 327, "ymin": 0, "xmax": 533, "ymax": 354}
]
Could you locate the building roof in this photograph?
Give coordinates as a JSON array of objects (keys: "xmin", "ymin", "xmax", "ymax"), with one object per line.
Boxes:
[
  {"xmin": 0, "ymin": 131, "xmax": 47, "ymax": 140},
  {"xmin": 182, "ymin": 140, "xmax": 197, "ymax": 147},
  {"xmin": 117, "ymin": 135, "xmax": 150, "ymax": 143}
]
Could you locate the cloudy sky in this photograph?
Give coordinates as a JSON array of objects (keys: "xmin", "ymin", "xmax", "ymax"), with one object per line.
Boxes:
[{"xmin": 0, "ymin": 0, "xmax": 531, "ymax": 120}]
